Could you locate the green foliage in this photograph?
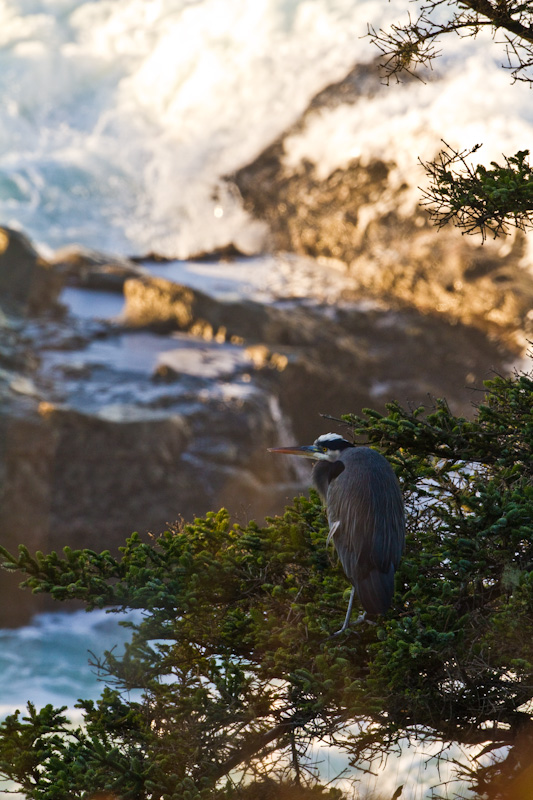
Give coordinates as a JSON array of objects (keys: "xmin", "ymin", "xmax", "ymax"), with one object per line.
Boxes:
[
  {"xmin": 0, "ymin": 501, "xmax": 365, "ymax": 799},
  {"xmin": 420, "ymin": 144, "xmax": 533, "ymax": 240},
  {"xmin": 0, "ymin": 371, "xmax": 532, "ymax": 798}
]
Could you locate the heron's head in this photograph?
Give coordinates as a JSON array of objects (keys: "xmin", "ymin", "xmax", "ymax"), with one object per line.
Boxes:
[{"xmin": 268, "ymin": 433, "xmax": 354, "ymax": 462}]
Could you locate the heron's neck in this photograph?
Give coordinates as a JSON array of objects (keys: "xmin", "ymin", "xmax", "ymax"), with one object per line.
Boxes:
[{"xmin": 312, "ymin": 459, "xmax": 345, "ymax": 504}]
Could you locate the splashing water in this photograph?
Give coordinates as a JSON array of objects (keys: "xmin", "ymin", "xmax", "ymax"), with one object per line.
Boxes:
[
  {"xmin": 2, "ymin": 0, "xmax": 531, "ymax": 259},
  {"xmin": 0, "ymin": 0, "xmax": 385, "ymax": 256}
]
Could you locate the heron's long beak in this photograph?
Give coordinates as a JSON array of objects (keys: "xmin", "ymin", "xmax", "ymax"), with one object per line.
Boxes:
[{"xmin": 267, "ymin": 445, "xmax": 321, "ymax": 459}]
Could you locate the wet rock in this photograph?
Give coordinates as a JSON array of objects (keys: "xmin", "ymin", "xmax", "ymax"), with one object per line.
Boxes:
[
  {"xmin": 120, "ymin": 271, "xmax": 512, "ymax": 448},
  {"xmin": 51, "ymin": 245, "xmax": 147, "ymax": 291},
  {"xmin": 35, "ymin": 402, "xmax": 192, "ymax": 552},
  {"xmin": 0, "ymin": 390, "xmax": 299, "ymax": 553},
  {"xmin": 0, "ymin": 372, "xmax": 302, "ymax": 626},
  {"xmin": 188, "ymin": 243, "xmax": 249, "ymax": 262},
  {"xmin": 0, "ymin": 403, "xmax": 58, "ymax": 625},
  {"xmin": 252, "ymin": 305, "xmax": 512, "ymax": 445},
  {"xmin": 123, "ymin": 275, "xmax": 325, "ymax": 345},
  {"xmin": 119, "ymin": 269, "xmax": 515, "ymax": 447},
  {"xmin": 124, "ymin": 277, "xmax": 212, "ymax": 331},
  {"xmin": 130, "ymin": 244, "xmax": 249, "ymax": 264},
  {"xmin": 0, "ymin": 227, "xmax": 63, "ymax": 316},
  {"xmin": 0, "ymin": 317, "xmax": 37, "ymax": 373}
]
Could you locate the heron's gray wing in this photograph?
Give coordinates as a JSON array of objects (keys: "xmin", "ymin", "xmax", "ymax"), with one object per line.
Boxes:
[{"xmin": 326, "ymin": 447, "xmax": 405, "ymax": 615}]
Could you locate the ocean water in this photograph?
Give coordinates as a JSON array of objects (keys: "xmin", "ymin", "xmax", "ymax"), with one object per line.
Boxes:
[
  {"xmin": 0, "ymin": 0, "xmax": 377, "ymax": 257},
  {"xmin": 0, "ymin": 608, "xmax": 142, "ymax": 717},
  {"xmin": 0, "ymin": 609, "xmax": 145, "ymax": 799},
  {"xmin": 0, "ymin": 607, "xmax": 474, "ymax": 800},
  {"xmin": 1, "ymin": 0, "xmax": 531, "ymax": 260}
]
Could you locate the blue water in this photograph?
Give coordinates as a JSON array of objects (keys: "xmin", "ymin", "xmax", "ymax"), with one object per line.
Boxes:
[
  {"xmin": 0, "ymin": 609, "xmax": 142, "ymax": 716},
  {"xmin": 61, "ymin": 287, "xmax": 125, "ymax": 320}
]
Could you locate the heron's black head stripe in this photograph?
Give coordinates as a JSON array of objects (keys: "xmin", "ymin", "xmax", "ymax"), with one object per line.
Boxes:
[{"xmin": 313, "ymin": 434, "xmax": 354, "ymax": 451}]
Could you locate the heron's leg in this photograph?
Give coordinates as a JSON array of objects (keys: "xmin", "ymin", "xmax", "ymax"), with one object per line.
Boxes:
[
  {"xmin": 341, "ymin": 586, "xmax": 357, "ymax": 630},
  {"xmin": 326, "ymin": 587, "xmax": 364, "ymax": 638}
]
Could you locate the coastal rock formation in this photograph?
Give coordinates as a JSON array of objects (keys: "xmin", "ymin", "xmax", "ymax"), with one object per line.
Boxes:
[
  {"xmin": 230, "ymin": 62, "xmax": 533, "ymax": 351},
  {"xmin": 122, "ymin": 271, "xmax": 511, "ymax": 444},
  {"xmin": 0, "ymin": 313, "xmax": 302, "ymax": 624},
  {"xmin": 0, "ymin": 233, "xmax": 513, "ymax": 626}
]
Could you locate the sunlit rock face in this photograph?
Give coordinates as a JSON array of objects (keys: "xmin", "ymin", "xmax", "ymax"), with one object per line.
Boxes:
[{"xmin": 231, "ymin": 62, "xmax": 533, "ymax": 352}]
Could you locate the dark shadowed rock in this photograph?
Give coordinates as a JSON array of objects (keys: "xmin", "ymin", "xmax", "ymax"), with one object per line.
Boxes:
[
  {"xmin": 0, "ymin": 359, "xmax": 302, "ymax": 625},
  {"xmin": 0, "ymin": 227, "xmax": 63, "ymax": 315},
  {"xmin": 25, "ymin": 397, "xmax": 296, "ymax": 552},
  {"xmin": 188, "ymin": 243, "xmax": 249, "ymax": 261},
  {"xmin": 0, "ymin": 404, "xmax": 58, "ymax": 625},
  {"xmin": 129, "ymin": 243, "xmax": 249, "ymax": 265},
  {"xmin": 36, "ymin": 403, "xmax": 191, "ymax": 552}
]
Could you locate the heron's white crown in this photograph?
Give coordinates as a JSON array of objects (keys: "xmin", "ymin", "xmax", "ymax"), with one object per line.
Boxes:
[
  {"xmin": 314, "ymin": 433, "xmax": 351, "ymax": 447},
  {"xmin": 313, "ymin": 433, "xmax": 353, "ymax": 461}
]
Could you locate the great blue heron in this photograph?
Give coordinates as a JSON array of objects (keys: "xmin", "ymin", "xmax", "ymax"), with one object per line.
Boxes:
[{"xmin": 268, "ymin": 433, "xmax": 405, "ymax": 634}]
